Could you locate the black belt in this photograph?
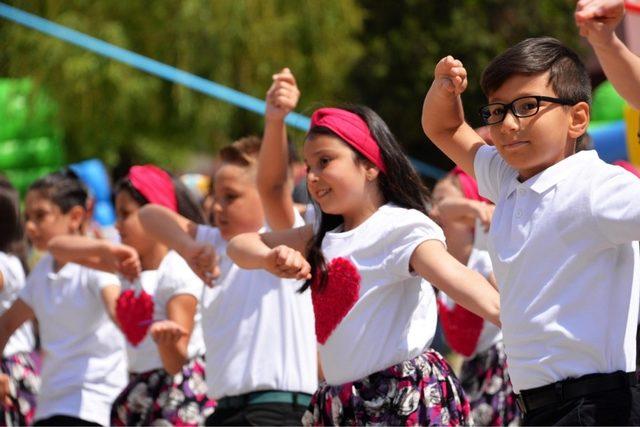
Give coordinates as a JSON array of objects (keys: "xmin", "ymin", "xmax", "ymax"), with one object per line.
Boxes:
[
  {"xmin": 217, "ymin": 390, "xmax": 312, "ymax": 410},
  {"xmin": 516, "ymin": 371, "xmax": 637, "ymax": 414}
]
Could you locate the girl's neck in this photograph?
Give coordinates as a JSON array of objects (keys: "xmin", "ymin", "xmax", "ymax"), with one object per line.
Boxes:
[
  {"xmin": 342, "ymin": 190, "xmax": 385, "ymax": 231},
  {"xmin": 140, "ymin": 244, "xmax": 169, "ymax": 271}
]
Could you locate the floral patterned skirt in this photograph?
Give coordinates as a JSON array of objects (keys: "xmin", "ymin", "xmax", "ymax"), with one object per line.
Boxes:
[
  {"xmin": 303, "ymin": 349, "xmax": 471, "ymax": 426},
  {"xmin": 111, "ymin": 355, "xmax": 215, "ymax": 426},
  {"xmin": 0, "ymin": 351, "xmax": 40, "ymax": 427},
  {"xmin": 459, "ymin": 341, "xmax": 520, "ymax": 426}
]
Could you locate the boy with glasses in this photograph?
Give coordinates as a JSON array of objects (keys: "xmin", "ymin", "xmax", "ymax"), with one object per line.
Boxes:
[{"xmin": 422, "ymin": 37, "xmax": 640, "ymax": 425}]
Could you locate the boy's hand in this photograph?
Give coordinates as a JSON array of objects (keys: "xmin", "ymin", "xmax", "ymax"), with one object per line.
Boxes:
[
  {"xmin": 265, "ymin": 245, "xmax": 311, "ymax": 281},
  {"xmin": 0, "ymin": 373, "xmax": 13, "ymax": 406},
  {"xmin": 575, "ymin": 0, "xmax": 625, "ymax": 47},
  {"xmin": 434, "ymin": 198, "xmax": 494, "ymax": 232},
  {"xmin": 183, "ymin": 242, "xmax": 220, "ymax": 287},
  {"xmin": 150, "ymin": 320, "xmax": 187, "ymax": 344},
  {"xmin": 265, "ymin": 68, "xmax": 300, "ymax": 122},
  {"xmin": 433, "ymin": 56, "xmax": 468, "ymax": 96},
  {"xmin": 109, "ymin": 244, "xmax": 141, "ymax": 282}
]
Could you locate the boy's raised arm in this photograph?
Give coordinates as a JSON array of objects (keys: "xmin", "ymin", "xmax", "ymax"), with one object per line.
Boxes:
[
  {"xmin": 576, "ymin": 0, "xmax": 640, "ymax": 109},
  {"xmin": 422, "ymin": 56, "xmax": 486, "ymax": 178},
  {"xmin": 258, "ymin": 67, "xmax": 299, "ymax": 230}
]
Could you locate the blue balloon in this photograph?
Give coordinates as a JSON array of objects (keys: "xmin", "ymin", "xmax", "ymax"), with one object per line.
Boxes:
[{"xmin": 590, "ymin": 120, "xmax": 627, "ymax": 163}]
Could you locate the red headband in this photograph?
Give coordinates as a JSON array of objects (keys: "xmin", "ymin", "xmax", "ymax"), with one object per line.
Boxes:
[
  {"xmin": 449, "ymin": 166, "xmax": 489, "ymax": 202},
  {"xmin": 310, "ymin": 107, "xmax": 387, "ymax": 173},
  {"xmin": 128, "ymin": 165, "xmax": 178, "ymax": 212}
]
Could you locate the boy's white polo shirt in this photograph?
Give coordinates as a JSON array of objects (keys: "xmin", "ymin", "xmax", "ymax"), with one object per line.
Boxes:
[{"xmin": 474, "ymin": 145, "xmax": 640, "ymax": 393}]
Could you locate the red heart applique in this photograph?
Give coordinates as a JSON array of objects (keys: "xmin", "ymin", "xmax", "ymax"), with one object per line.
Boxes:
[
  {"xmin": 311, "ymin": 257, "xmax": 361, "ymax": 345},
  {"xmin": 116, "ymin": 289, "xmax": 154, "ymax": 346},
  {"xmin": 436, "ymin": 299, "xmax": 484, "ymax": 357}
]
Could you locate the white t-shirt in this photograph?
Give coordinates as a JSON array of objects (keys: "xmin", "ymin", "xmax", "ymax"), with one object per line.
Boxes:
[
  {"xmin": 19, "ymin": 254, "xmax": 127, "ymax": 426},
  {"xmin": 0, "ymin": 252, "xmax": 36, "ymax": 356},
  {"xmin": 125, "ymin": 250, "xmax": 206, "ymax": 374},
  {"xmin": 318, "ymin": 204, "xmax": 444, "ymax": 385},
  {"xmin": 438, "ymin": 248, "xmax": 502, "ymax": 356},
  {"xmin": 196, "ymin": 211, "xmax": 317, "ymax": 400},
  {"xmin": 475, "ymin": 145, "xmax": 640, "ymax": 392}
]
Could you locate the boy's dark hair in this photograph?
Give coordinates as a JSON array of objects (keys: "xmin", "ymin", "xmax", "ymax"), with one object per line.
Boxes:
[
  {"xmin": 481, "ymin": 37, "xmax": 592, "ymax": 106},
  {"xmin": 115, "ymin": 168, "xmax": 207, "ymax": 225},
  {"xmin": 0, "ymin": 175, "xmax": 28, "ymax": 271},
  {"xmin": 28, "ymin": 169, "xmax": 89, "ymax": 214},
  {"xmin": 301, "ymin": 105, "xmax": 431, "ymax": 292}
]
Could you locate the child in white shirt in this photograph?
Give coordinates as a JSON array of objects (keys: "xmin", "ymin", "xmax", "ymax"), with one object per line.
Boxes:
[
  {"xmin": 227, "ymin": 105, "xmax": 500, "ymax": 425},
  {"xmin": 0, "ymin": 176, "xmax": 39, "ymax": 426},
  {"xmin": 422, "ymin": 36, "xmax": 640, "ymax": 425},
  {"xmin": 0, "ymin": 170, "xmax": 128, "ymax": 426}
]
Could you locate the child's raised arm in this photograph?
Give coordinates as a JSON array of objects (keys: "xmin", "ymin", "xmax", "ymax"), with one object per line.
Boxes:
[
  {"xmin": 138, "ymin": 204, "xmax": 219, "ymax": 285},
  {"xmin": 227, "ymin": 224, "xmax": 313, "ymax": 280},
  {"xmin": 48, "ymin": 235, "xmax": 141, "ymax": 281},
  {"xmin": 258, "ymin": 68, "xmax": 300, "ymax": 230},
  {"xmin": 422, "ymin": 56, "xmax": 486, "ymax": 178},
  {"xmin": 576, "ymin": 0, "xmax": 640, "ymax": 109},
  {"xmin": 410, "ymin": 239, "xmax": 500, "ymax": 326}
]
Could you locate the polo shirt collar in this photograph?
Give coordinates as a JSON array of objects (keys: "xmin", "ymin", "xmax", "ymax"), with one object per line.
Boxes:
[
  {"xmin": 47, "ymin": 256, "xmax": 79, "ymax": 280},
  {"xmin": 505, "ymin": 150, "xmax": 598, "ymax": 197}
]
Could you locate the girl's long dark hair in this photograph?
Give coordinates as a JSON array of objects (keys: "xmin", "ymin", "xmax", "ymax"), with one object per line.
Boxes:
[
  {"xmin": 115, "ymin": 169, "xmax": 207, "ymax": 225},
  {"xmin": 0, "ymin": 175, "xmax": 28, "ymax": 272},
  {"xmin": 301, "ymin": 105, "xmax": 431, "ymax": 292}
]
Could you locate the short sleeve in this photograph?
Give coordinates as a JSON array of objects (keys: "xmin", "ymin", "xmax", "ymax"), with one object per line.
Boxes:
[
  {"xmin": 590, "ymin": 167, "xmax": 640, "ymax": 245},
  {"xmin": 383, "ymin": 210, "xmax": 446, "ymax": 279},
  {"xmin": 87, "ymin": 268, "xmax": 120, "ymax": 296},
  {"xmin": 474, "ymin": 144, "xmax": 513, "ymax": 203},
  {"xmin": 18, "ymin": 256, "xmax": 50, "ymax": 308},
  {"xmin": 160, "ymin": 252, "xmax": 204, "ymax": 301},
  {"xmin": 0, "ymin": 253, "xmax": 25, "ymax": 296},
  {"xmin": 195, "ymin": 224, "xmax": 224, "ymax": 251}
]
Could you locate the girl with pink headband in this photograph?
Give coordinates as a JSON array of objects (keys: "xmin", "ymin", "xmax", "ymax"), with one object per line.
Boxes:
[
  {"xmin": 227, "ymin": 103, "xmax": 501, "ymax": 425},
  {"xmin": 48, "ymin": 165, "xmax": 214, "ymax": 426},
  {"xmin": 431, "ymin": 167, "xmax": 519, "ymax": 426}
]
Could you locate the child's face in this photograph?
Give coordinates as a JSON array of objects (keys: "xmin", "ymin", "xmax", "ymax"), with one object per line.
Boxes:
[
  {"xmin": 303, "ymin": 135, "xmax": 373, "ymax": 217},
  {"xmin": 24, "ymin": 190, "xmax": 81, "ymax": 251},
  {"xmin": 487, "ymin": 71, "xmax": 585, "ymax": 180},
  {"xmin": 115, "ymin": 190, "xmax": 155, "ymax": 255},
  {"xmin": 213, "ymin": 163, "xmax": 265, "ymax": 241}
]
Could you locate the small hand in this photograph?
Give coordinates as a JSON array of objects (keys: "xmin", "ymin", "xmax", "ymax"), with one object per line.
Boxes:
[
  {"xmin": 111, "ymin": 244, "xmax": 141, "ymax": 282},
  {"xmin": 265, "ymin": 245, "xmax": 312, "ymax": 280},
  {"xmin": 149, "ymin": 320, "xmax": 187, "ymax": 345},
  {"xmin": 434, "ymin": 56, "xmax": 468, "ymax": 96},
  {"xmin": 184, "ymin": 242, "xmax": 220, "ymax": 287},
  {"xmin": 0, "ymin": 373, "xmax": 13, "ymax": 406},
  {"xmin": 575, "ymin": 0, "xmax": 625, "ymax": 47},
  {"xmin": 265, "ymin": 68, "xmax": 300, "ymax": 121}
]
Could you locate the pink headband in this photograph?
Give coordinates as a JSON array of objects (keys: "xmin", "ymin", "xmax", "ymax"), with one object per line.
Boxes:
[
  {"xmin": 310, "ymin": 107, "xmax": 387, "ymax": 173},
  {"xmin": 128, "ymin": 165, "xmax": 178, "ymax": 212},
  {"xmin": 449, "ymin": 166, "xmax": 489, "ymax": 202}
]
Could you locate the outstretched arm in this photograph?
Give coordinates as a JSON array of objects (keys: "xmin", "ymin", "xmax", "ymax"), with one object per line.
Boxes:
[
  {"xmin": 422, "ymin": 56, "xmax": 486, "ymax": 178},
  {"xmin": 48, "ymin": 235, "xmax": 140, "ymax": 281},
  {"xmin": 411, "ymin": 240, "xmax": 500, "ymax": 326},
  {"xmin": 576, "ymin": 0, "xmax": 640, "ymax": 109},
  {"xmin": 227, "ymin": 225, "xmax": 313, "ymax": 280},
  {"xmin": 150, "ymin": 294, "xmax": 196, "ymax": 375},
  {"xmin": 259, "ymin": 68, "xmax": 300, "ymax": 230},
  {"xmin": 138, "ymin": 204, "xmax": 219, "ymax": 285}
]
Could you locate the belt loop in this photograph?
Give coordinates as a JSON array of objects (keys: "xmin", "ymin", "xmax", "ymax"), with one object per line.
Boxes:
[
  {"xmin": 293, "ymin": 392, "xmax": 299, "ymax": 407},
  {"xmin": 555, "ymin": 382, "xmax": 564, "ymax": 402}
]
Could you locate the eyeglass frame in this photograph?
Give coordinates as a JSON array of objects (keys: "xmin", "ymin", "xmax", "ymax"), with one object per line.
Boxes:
[{"xmin": 478, "ymin": 95, "xmax": 576, "ymax": 125}]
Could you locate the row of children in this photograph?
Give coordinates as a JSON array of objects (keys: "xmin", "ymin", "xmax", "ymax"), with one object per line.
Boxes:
[{"xmin": 0, "ymin": 0, "xmax": 638, "ymax": 425}]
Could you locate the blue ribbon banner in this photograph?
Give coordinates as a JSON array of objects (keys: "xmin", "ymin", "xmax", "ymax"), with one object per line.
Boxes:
[{"xmin": 0, "ymin": 2, "xmax": 445, "ymax": 179}]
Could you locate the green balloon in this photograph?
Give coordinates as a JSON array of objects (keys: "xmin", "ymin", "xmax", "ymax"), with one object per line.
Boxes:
[{"xmin": 591, "ymin": 81, "xmax": 626, "ymax": 122}]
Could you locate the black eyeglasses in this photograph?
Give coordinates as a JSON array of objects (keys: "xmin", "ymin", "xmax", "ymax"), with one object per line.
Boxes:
[{"xmin": 479, "ymin": 95, "xmax": 575, "ymax": 125}]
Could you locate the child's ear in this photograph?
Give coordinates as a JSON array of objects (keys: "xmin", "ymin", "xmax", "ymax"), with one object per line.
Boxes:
[
  {"xmin": 568, "ymin": 101, "xmax": 590, "ymax": 140},
  {"xmin": 365, "ymin": 165, "xmax": 381, "ymax": 182},
  {"xmin": 67, "ymin": 205, "xmax": 87, "ymax": 233}
]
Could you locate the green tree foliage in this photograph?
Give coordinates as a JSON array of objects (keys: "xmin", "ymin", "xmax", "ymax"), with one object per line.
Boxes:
[
  {"xmin": 0, "ymin": 0, "xmax": 363, "ymax": 172},
  {"xmin": 347, "ymin": 0, "xmax": 586, "ymax": 175}
]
